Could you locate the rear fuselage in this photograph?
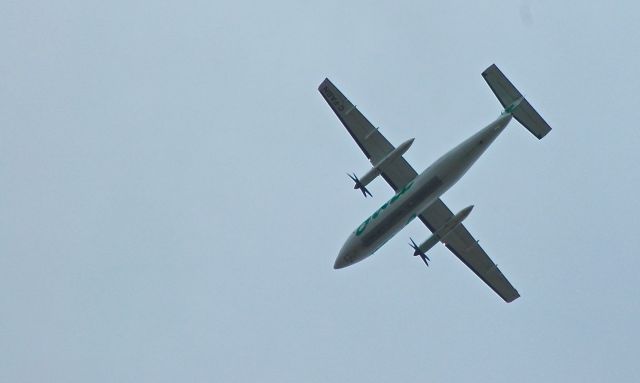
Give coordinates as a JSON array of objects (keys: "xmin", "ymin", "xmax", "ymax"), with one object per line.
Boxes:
[{"xmin": 334, "ymin": 113, "xmax": 512, "ymax": 269}]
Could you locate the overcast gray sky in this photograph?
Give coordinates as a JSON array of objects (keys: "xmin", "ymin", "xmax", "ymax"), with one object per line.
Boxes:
[{"xmin": 2, "ymin": 1, "xmax": 640, "ymax": 382}]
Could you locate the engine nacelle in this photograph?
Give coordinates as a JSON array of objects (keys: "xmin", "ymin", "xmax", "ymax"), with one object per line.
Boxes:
[
  {"xmin": 411, "ymin": 205, "xmax": 474, "ymax": 256},
  {"xmin": 349, "ymin": 138, "xmax": 415, "ymax": 197}
]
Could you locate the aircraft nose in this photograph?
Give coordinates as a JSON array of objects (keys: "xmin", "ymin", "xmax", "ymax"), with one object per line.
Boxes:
[
  {"xmin": 333, "ymin": 254, "xmax": 349, "ymax": 269},
  {"xmin": 334, "ymin": 236, "xmax": 357, "ymax": 269}
]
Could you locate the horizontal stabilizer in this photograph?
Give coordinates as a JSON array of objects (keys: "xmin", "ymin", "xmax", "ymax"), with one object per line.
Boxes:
[{"xmin": 482, "ymin": 64, "xmax": 552, "ymax": 139}]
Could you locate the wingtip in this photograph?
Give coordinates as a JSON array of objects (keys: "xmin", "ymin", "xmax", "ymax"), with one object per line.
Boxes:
[
  {"xmin": 504, "ymin": 292, "xmax": 520, "ymax": 303},
  {"xmin": 481, "ymin": 63, "xmax": 499, "ymax": 77}
]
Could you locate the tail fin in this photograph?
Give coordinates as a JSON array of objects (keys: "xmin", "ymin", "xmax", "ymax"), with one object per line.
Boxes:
[{"xmin": 482, "ymin": 64, "xmax": 552, "ymax": 139}]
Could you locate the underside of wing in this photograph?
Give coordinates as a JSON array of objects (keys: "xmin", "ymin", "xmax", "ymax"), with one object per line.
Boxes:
[
  {"xmin": 319, "ymin": 78, "xmax": 392, "ymax": 163},
  {"xmin": 318, "ymin": 78, "xmax": 417, "ymax": 193},
  {"xmin": 419, "ymin": 199, "xmax": 520, "ymax": 303}
]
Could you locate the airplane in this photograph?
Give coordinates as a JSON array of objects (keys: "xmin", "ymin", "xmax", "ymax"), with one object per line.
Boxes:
[{"xmin": 318, "ymin": 64, "xmax": 552, "ymax": 302}]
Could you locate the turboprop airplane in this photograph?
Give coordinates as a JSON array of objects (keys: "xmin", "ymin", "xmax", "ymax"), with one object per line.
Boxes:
[{"xmin": 319, "ymin": 64, "xmax": 552, "ymax": 302}]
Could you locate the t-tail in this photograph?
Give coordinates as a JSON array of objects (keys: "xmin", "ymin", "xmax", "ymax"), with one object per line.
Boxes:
[{"xmin": 482, "ymin": 64, "xmax": 552, "ymax": 139}]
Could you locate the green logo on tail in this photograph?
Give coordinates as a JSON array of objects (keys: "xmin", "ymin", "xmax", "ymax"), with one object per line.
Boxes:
[{"xmin": 501, "ymin": 97, "xmax": 524, "ymax": 115}]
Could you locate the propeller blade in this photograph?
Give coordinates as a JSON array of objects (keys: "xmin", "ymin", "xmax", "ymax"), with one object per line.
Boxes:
[
  {"xmin": 419, "ymin": 254, "xmax": 429, "ymax": 267},
  {"xmin": 409, "ymin": 237, "xmax": 431, "ymax": 267},
  {"xmin": 409, "ymin": 238, "xmax": 419, "ymax": 253},
  {"xmin": 347, "ymin": 173, "xmax": 372, "ymax": 198}
]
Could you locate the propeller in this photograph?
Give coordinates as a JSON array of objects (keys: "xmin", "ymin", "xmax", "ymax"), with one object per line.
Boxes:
[
  {"xmin": 409, "ymin": 237, "xmax": 430, "ymax": 267},
  {"xmin": 347, "ymin": 173, "xmax": 372, "ymax": 198}
]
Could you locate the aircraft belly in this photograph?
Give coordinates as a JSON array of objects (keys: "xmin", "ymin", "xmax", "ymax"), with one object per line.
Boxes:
[{"xmin": 361, "ymin": 176, "xmax": 445, "ymax": 252}]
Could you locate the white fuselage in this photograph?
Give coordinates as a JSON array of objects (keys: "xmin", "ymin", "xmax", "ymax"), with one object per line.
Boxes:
[{"xmin": 334, "ymin": 113, "xmax": 513, "ymax": 269}]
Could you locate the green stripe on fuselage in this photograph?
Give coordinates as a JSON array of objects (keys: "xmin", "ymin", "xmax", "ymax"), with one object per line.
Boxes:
[{"xmin": 355, "ymin": 181, "xmax": 414, "ymax": 236}]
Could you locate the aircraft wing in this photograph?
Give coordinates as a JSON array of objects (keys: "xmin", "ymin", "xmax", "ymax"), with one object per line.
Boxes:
[
  {"xmin": 318, "ymin": 78, "xmax": 417, "ymax": 190},
  {"xmin": 319, "ymin": 77, "xmax": 519, "ymax": 302},
  {"xmin": 419, "ymin": 200, "xmax": 520, "ymax": 302}
]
